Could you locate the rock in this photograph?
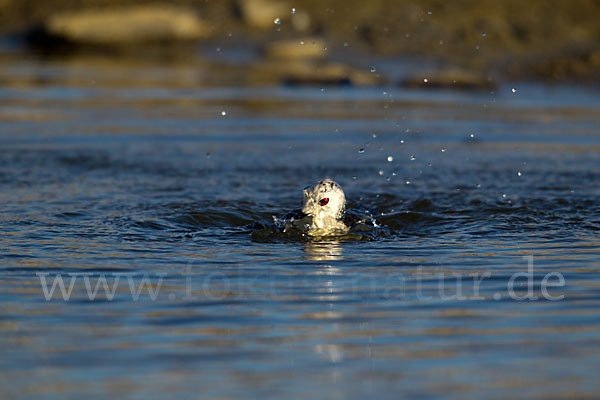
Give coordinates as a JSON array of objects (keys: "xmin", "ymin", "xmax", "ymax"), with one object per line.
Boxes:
[
  {"xmin": 237, "ymin": 0, "xmax": 290, "ymax": 29},
  {"xmin": 591, "ymin": 49, "xmax": 600, "ymax": 67},
  {"xmin": 265, "ymin": 38, "xmax": 327, "ymax": 60},
  {"xmin": 402, "ymin": 69, "xmax": 495, "ymax": 90},
  {"xmin": 259, "ymin": 37, "xmax": 381, "ymax": 86},
  {"xmin": 284, "ymin": 61, "xmax": 381, "ymax": 86},
  {"xmin": 43, "ymin": 5, "xmax": 210, "ymax": 45},
  {"xmin": 523, "ymin": 48, "xmax": 600, "ymax": 80},
  {"xmin": 250, "ymin": 59, "xmax": 382, "ymax": 86},
  {"xmin": 290, "ymin": 10, "xmax": 311, "ymax": 32}
]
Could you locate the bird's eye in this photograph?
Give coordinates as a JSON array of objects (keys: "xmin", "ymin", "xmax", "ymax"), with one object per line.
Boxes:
[{"xmin": 319, "ymin": 198, "xmax": 329, "ymax": 206}]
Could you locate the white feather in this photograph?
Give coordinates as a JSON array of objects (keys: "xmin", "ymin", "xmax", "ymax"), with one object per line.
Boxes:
[{"xmin": 302, "ymin": 179, "xmax": 349, "ymax": 235}]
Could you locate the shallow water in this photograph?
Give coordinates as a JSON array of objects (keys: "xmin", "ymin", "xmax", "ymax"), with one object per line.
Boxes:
[{"xmin": 1, "ymin": 53, "xmax": 599, "ymax": 399}]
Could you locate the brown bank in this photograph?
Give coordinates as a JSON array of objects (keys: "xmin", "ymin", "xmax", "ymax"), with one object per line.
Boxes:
[{"xmin": 2, "ymin": 0, "xmax": 599, "ymax": 83}]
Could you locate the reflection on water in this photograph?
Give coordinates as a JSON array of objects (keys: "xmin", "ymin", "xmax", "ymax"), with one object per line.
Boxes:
[
  {"xmin": 0, "ymin": 52, "xmax": 599, "ymax": 399},
  {"xmin": 303, "ymin": 241, "xmax": 344, "ymax": 262}
]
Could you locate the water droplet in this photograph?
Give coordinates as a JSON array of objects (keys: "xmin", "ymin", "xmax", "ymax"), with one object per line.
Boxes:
[
  {"xmin": 470, "ymin": 133, "xmax": 475, "ymax": 138},
  {"xmin": 476, "ymin": 183, "xmax": 481, "ymax": 188},
  {"xmin": 370, "ymin": 66, "xmax": 377, "ymax": 73},
  {"xmin": 482, "ymin": 33, "xmax": 487, "ymax": 37},
  {"xmin": 387, "ymin": 156, "xmax": 393, "ymax": 162},
  {"xmin": 423, "ymin": 78, "xmax": 428, "ymax": 83},
  {"xmin": 221, "ymin": 110, "xmax": 227, "ymax": 116},
  {"xmin": 512, "ymin": 87, "xmax": 517, "ymax": 93},
  {"xmin": 291, "ymin": 7, "xmax": 296, "ymax": 14},
  {"xmin": 441, "ymin": 148, "xmax": 446, "ymax": 152},
  {"xmin": 358, "ymin": 148, "xmax": 365, "ymax": 154},
  {"xmin": 502, "ymin": 193, "xmax": 507, "ymax": 198},
  {"xmin": 392, "ymin": 172, "xmax": 397, "ymax": 176},
  {"xmin": 400, "ymin": 140, "xmax": 404, "ymax": 144},
  {"xmin": 405, "ymin": 180, "xmax": 411, "ymax": 185},
  {"xmin": 378, "ymin": 170, "xmax": 384, "ymax": 176},
  {"xmin": 517, "ymin": 171, "xmax": 522, "ymax": 176},
  {"xmin": 300, "ymin": 40, "xmax": 305, "ymax": 45},
  {"xmin": 409, "ymin": 155, "xmax": 416, "ymax": 161},
  {"xmin": 273, "ymin": 17, "xmax": 281, "ymax": 25},
  {"xmin": 372, "ymin": 133, "xmax": 377, "ymax": 138}
]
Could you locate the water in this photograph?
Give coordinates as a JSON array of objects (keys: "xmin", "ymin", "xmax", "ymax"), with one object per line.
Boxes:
[{"xmin": 1, "ymin": 53, "xmax": 599, "ymax": 399}]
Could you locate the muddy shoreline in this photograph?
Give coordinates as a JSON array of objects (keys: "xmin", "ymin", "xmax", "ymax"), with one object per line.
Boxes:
[{"xmin": 1, "ymin": 0, "xmax": 599, "ymax": 83}]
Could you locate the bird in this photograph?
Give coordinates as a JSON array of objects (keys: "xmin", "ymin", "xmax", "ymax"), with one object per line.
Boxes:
[
  {"xmin": 300, "ymin": 178, "xmax": 349, "ymax": 236},
  {"xmin": 251, "ymin": 178, "xmax": 380, "ymax": 240}
]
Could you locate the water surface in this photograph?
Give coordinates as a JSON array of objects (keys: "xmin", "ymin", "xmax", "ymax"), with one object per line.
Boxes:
[{"xmin": 1, "ymin": 54, "xmax": 599, "ymax": 399}]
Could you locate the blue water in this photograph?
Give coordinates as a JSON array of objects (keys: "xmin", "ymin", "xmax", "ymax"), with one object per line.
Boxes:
[{"xmin": 1, "ymin": 54, "xmax": 599, "ymax": 399}]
